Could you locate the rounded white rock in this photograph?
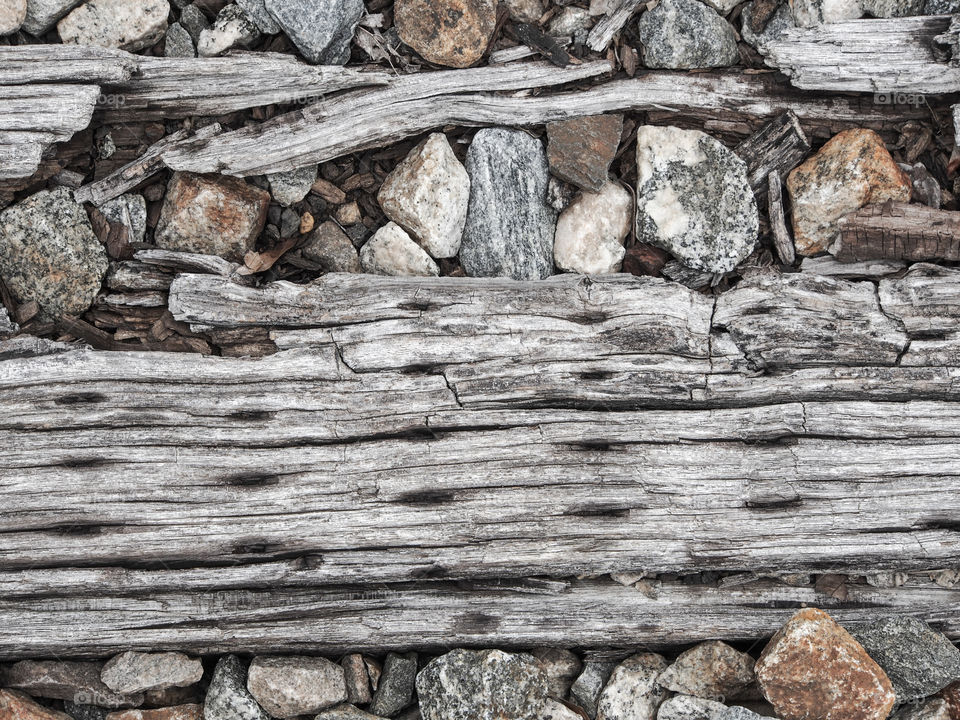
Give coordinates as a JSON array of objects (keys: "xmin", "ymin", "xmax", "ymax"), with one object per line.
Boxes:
[
  {"xmin": 553, "ymin": 181, "xmax": 632, "ymax": 275},
  {"xmin": 360, "ymin": 222, "xmax": 440, "ymax": 277}
]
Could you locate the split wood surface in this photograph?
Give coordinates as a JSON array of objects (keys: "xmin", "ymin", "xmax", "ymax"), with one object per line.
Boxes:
[{"xmin": 3, "ymin": 267, "xmax": 960, "ymax": 656}]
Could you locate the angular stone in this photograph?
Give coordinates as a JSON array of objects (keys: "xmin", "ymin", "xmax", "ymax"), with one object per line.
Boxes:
[
  {"xmin": 204, "ymin": 656, "xmax": 269, "ymax": 720},
  {"xmin": 501, "ymin": 0, "xmax": 544, "ymax": 21},
  {"xmin": 925, "ymin": 0, "xmax": 960, "ymax": 11},
  {"xmin": 852, "ymin": 617, "xmax": 960, "ymax": 704},
  {"xmin": 718, "ymin": 709, "xmax": 767, "ymax": 720},
  {"xmin": 547, "ymin": 6, "xmax": 593, "ymax": 41},
  {"xmin": 64, "ymin": 702, "xmax": 108, "ymax": 720},
  {"xmin": 637, "ymin": 0, "xmax": 739, "ymax": 69},
  {"xmin": 635, "ymin": 125, "xmax": 758, "ymax": 273},
  {"xmin": 892, "ymin": 699, "xmax": 952, "ymax": 720},
  {"xmin": 571, "ymin": 661, "xmax": 616, "ymax": 719},
  {"xmin": 0, "ymin": 661, "xmax": 143, "ymax": 709},
  {"xmin": 155, "ymin": 172, "xmax": 269, "ymax": 262},
  {"xmin": 315, "ymin": 706, "xmax": 384, "ymax": 720},
  {"xmin": 341, "ymin": 654, "xmax": 372, "ymax": 706},
  {"xmin": 268, "ymin": 165, "xmax": 318, "ymax": 207},
  {"xmin": 302, "ymin": 220, "xmax": 362, "ymax": 272},
  {"xmin": 701, "ymin": 0, "xmax": 741, "ymax": 14},
  {"xmin": 755, "ymin": 608, "xmax": 896, "ymax": 720},
  {"xmin": 546, "ymin": 114, "xmax": 623, "ymax": 193},
  {"xmin": 543, "ymin": 698, "xmax": 582, "ymax": 720},
  {"xmin": 862, "ymin": 0, "xmax": 923, "ymax": 15},
  {"xmin": 246, "ymin": 656, "xmax": 347, "ymax": 718},
  {"xmin": 658, "ymin": 641, "xmax": 756, "ymax": 701},
  {"xmin": 101, "ymin": 653, "xmax": 202, "ymax": 696},
  {"xmin": 460, "ymin": 127, "xmax": 557, "ymax": 280},
  {"xmin": 378, "ymin": 132, "xmax": 470, "ymax": 259},
  {"xmin": 141, "ymin": 687, "xmax": 202, "ymax": 708},
  {"xmin": 0, "ymin": 0, "xmax": 26, "ymax": 34},
  {"xmin": 395, "ymin": 0, "xmax": 496, "ymax": 68},
  {"xmin": 740, "ymin": 0, "xmax": 795, "ymax": 49},
  {"xmin": 197, "ymin": 4, "xmax": 259, "ymax": 56},
  {"xmin": 164, "ymin": 22, "xmax": 196, "ymax": 55},
  {"xmin": 368, "ymin": 653, "xmax": 417, "ymax": 718},
  {"xmin": 791, "ymin": 0, "xmax": 863, "ymax": 26},
  {"xmin": 178, "ymin": 4, "xmax": 208, "ymax": 42},
  {"xmin": 361, "ymin": 223, "xmax": 440, "ymax": 277},
  {"xmin": 657, "ymin": 695, "xmax": 728, "ymax": 720},
  {"xmin": 236, "ymin": 0, "xmax": 278, "ymax": 33},
  {"xmin": 531, "ymin": 648, "xmax": 581, "ymax": 701},
  {"xmin": 786, "ymin": 128, "xmax": 911, "ymax": 256},
  {"xmin": 0, "ymin": 689, "xmax": 72, "ymax": 720},
  {"xmin": 417, "ymin": 650, "xmax": 547, "ymax": 720},
  {"xmin": 263, "ymin": 0, "xmax": 362, "ymax": 64},
  {"xmin": 21, "ymin": 0, "xmax": 82, "ymax": 34},
  {"xmin": 104, "ymin": 706, "xmax": 202, "ymax": 720},
  {"xmin": 0, "ymin": 187, "xmax": 107, "ymax": 321},
  {"xmin": 900, "ymin": 162, "xmax": 942, "ymax": 210},
  {"xmin": 58, "ymin": 0, "xmax": 169, "ymax": 51},
  {"xmin": 596, "ymin": 653, "xmax": 668, "ymax": 720},
  {"xmin": 553, "ymin": 181, "xmax": 632, "ymax": 274}
]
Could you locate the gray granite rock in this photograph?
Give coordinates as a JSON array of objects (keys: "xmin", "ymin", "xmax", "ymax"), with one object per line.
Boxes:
[
  {"xmin": 0, "ymin": 0, "xmax": 26, "ymax": 34},
  {"xmin": 791, "ymin": 0, "xmax": 863, "ymax": 26},
  {"xmin": 740, "ymin": 0, "xmax": 795, "ymax": 49},
  {"xmin": 460, "ymin": 127, "xmax": 557, "ymax": 280},
  {"xmin": 369, "ymin": 652, "xmax": 418, "ymax": 718},
  {"xmin": 361, "ymin": 223, "xmax": 439, "ymax": 277},
  {"xmin": 236, "ymin": 0, "xmax": 278, "ymax": 32},
  {"xmin": 204, "ymin": 655, "xmax": 271, "ymax": 720},
  {"xmin": 635, "ymin": 125, "xmax": 758, "ymax": 273},
  {"xmin": 543, "ymin": 698, "xmax": 582, "ymax": 720},
  {"xmin": 570, "ymin": 661, "xmax": 617, "ymax": 719},
  {"xmin": 0, "ymin": 660, "xmax": 143, "ymax": 708},
  {"xmin": 0, "ymin": 307, "xmax": 17, "ymax": 340},
  {"xmin": 853, "ymin": 617, "xmax": 960, "ymax": 703},
  {"xmin": 637, "ymin": 0, "xmax": 739, "ymax": 69},
  {"xmin": 925, "ymin": 0, "xmax": 960, "ymax": 11},
  {"xmin": 657, "ymin": 695, "xmax": 728, "ymax": 720},
  {"xmin": 63, "ymin": 702, "xmax": 108, "ymax": 720},
  {"xmin": 862, "ymin": 0, "xmax": 923, "ymax": 15},
  {"xmin": 303, "ymin": 220, "xmax": 362, "ymax": 272},
  {"xmin": 247, "ymin": 655, "xmax": 347, "ymax": 718},
  {"xmin": 0, "ymin": 188, "xmax": 108, "ymax": 320},
  {"xmin": 417, "ymin": 649, "xmax": 548, "ymax": 720},
  {"xmin": 263, "ymin": 0, "xmax": 363, "ymax": 64},
  {"xmin": 891, "ymin": 698, "xmax": 952, "ymax": 720},
  {"xmin": 197, "ymin": 3, "xmax": 260, "ymax": 56},
  {"xmin": 101, "ymin": 652, "xmax": 202, "ymax": 695},
  {"xmin": 21, "ymin": 0, "xmax": 83, "ymax": 34},
  {"xmin": 178, "ymin": 3, "xmax": 208, "ymax": 42},
  {"xmin": 596, "ymin": 653, "xmax": 669, "ymax": 720},
  {"xmin": 57, "ymin": 0, "xmax": 170, "ymax": 52},
  {"xmin": 718, "ymin": 709, "xmax": 767, "ymax": 720},
  {"xmin": 316, "ymin": 705, "xmax": 387, "ymax": 720},
  {"xmin": 657, "ymin": 641, "xmax": 755, "ymax": 701},
  {"xmin": 164, "ymin": 21, "xmax": 196, "ymax": 55},
  {"xmin": 268, "ymin": 165, "xmax": 317, "ymax": 206}
]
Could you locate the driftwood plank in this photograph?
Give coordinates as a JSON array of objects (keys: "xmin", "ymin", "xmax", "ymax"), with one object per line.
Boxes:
[
  {"xmin": 0, "ymin": 45, "xmax": 137, "ymax": 86},
  {"xmin": 835, "ymin": 202, "xmax": 960, "ymax": 262}
]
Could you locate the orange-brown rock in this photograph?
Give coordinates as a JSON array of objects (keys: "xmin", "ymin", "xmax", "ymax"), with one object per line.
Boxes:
[
  {"xmin": 395, "ymin": 0, "xmax": 496, "ymax": 68},
  {"xmin": 546, "ymin": 114, "xmax": 623, "ymax": 193},
  {"xmin": 106, "ymin": 705, "xmax": 202, "ymax": 720},
  {"xmin": 942, "ymin": 680, "xmax": 960, "ymax": 719},
  {"xmin": 0, "ymin": 689, "xmax": 72, "ymax": 720},
  {"xmin": 755, "ymin": 608, "xmax": 895, "ymax": 720},
  {"xmin": 786, "ymin": 128, "xmax": 911, "ymax": 256},
  {"xmin": 155, "ymin": 172, "xmax": 269, "ymax": 262}
]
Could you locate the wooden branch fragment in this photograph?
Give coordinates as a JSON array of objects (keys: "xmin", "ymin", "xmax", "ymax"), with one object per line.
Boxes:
[
  {"xmin": 761, "ymin": 16, "xmax": 960, "ymax": 93},
  {"xmin": 878, "ymin": 263, "xmax": 960, "ymax": 336},
  {"xmin": 161, "ymin": 67, "xmax": 932, "ymax": 177},
  {"xmin": 734, "ymin": 110, "xmax": 810, "ymax": 195},
  {"xmin": 834, "ymin": 202, "xmax": 960, "ymax": 263},
  {"xmin": 0, "ymin": 85, "xmax": 100, "ymax": 140},
  {"xmin": 134, "ymin": 249, "xmax": 247, "ymax": 278},
  {"xmin": 767, "ymin": 171, "xmax": 795, "ymax": 265},
  {"xmin": 0, "ymin": 45, "xmax": 137, "ymax": 86},
  {"xmin": 800, "ymin": 255, "xmax": 907, "ymax": 278},
  {"xmin": 586, "ymin": 0, "xmax": 644, "ymax": 52}
]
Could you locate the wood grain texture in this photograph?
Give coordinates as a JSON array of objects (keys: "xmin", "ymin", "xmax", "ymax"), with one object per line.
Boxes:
[
  {"xmin": 836, "ymin": 202, "xmax": 960, "ymax": 263},
  {"xmin": 0, "ymin": 45, "xmax": 137, "ymax": 86}
]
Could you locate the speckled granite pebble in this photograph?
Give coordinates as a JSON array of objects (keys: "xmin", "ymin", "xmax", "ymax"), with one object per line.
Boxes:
[
  {"xmin": 637, "ymin": 0, "xmax": 739, "ymax": 69},
  {"xmin": 203, "ymin": 656, "xmax": 270, "ymax": 720},
  {"xmin": 263, "ymin": 0, "xmax": 362, "ymax": 64}
]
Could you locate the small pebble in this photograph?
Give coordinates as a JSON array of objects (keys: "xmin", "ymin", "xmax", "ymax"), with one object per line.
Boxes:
[
  {"xmin": 164, "ymin": 22, "xmax": 196, "ymax": 56},
  {"xmin": 203, "ymin": 656, "xmax": 270, "ymax": 720},
  {"xmin": 637, "ymin": 0, "xmax": 739, "ymax": 69},
  {"xmin": 596, "ymin": 653, "xmax": 669, "ymax": 720},
  {"xmin": 360, "ymin": 223, "xmax": 440, "ymax": 277},
  {"xmin": 263, "ymin": 0, "xmax": 363, "ymax": 64},
  {"xmin": 268, "ymin": 166, "xmax": 318, "ymax": 207},
  {"xmin": 570, "ymin": 660, "xmax": 617, "ymax": 719},
  {"xmin": 553, "ymin": 181, "xmax": 632, "ymax": 274},
  {"xmin": 395, "ymin": 0, "xmax": 497, "ymax": 68},
  {"xmin": 197, "ymin": 4, "xmax": 260, "ymax": 56},
  {"xmin": 246, "ymin": 655, "xmax": 347, "ymax": 718},
  {"xmin": 369, "ymin": 653, "xmax": 418, "ymax": 718},
  {"xmin": 342, "ymin": 654, "xmax": 373, "ymax": 705},
  {"xmin": 101, "ymin": 652, "xmax": 203, "ymax": 695},
  {"xmin": 58, "ymin": 0, "xmax": 169, "ymax": 51},
  {"xmin": 546, "ymin": 114, "xmax": 623, "ymax": 193}
]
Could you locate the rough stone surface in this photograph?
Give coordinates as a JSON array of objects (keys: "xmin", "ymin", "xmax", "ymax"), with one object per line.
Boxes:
[
  {"xmin": 268, "ymin": 165, "xmax": 318, "ymax": 207},
  {"xmin": 718, "ymin": 709, "xmax": 767, "ymax": 720},
  {"xmin": 341, "ymin": 655, "xmax": 372, "ymax": 706},
  {"xmin": 360, "ymin": 223, "xmax": 440, "ymax": 277},
  {"xmin": 197, "ymin": 4, "xmax": 260, "ymax": 56},
  {"xmin": 178, "ymin": 3, "xmax": 207, "ymax": 42},
  {"xmin": 58, "ymin": 0, "xmax": 169, "ymax": 51},
  {"xmin": 236, "ymin": 0, "xmax": 278, "ymax": 33},
  {"xmin": 755, "ymin": 608, "xmax": 896, "ymax": 720},
  {"xmin": 658, "ymin": 641, "xmax": 756, "ymax": 701},
  {"xmin": 63, "ymin": 702, "xmax": 108, "ymax": 720},
  {"xmin": 791, "ymin": 0, "xmax": 863, "ymax": 26},
  {"xmin": 204, "ymin": 656, "xmax": 270, "ymax": 720},
  {"xmin": 246, "ymin": 656, "xmax": 347, "ymax": 718},
  {"xmin": 100, "ymin": 194, "xmax": 147, "ymax": 245},
  {"xmin": 596, "ymin": 653, "xmax": 669, "ymax": 720},
  {"xmin": 104, "ymin": 707, "xmax": 202, "ymax": 720},
  {"xmin": 501, "ymin": 0, "xmax": 544, "ymax": 21},
  {"xmin": 637, "ymin": 0, "xmax": 739, "ymax": 69},
  {"xmin": 547, "ymin": 6, "xmax": 593, "ymax": 42},
  {"xmin": 941, "ymin": 680, "xmax": 960, "ymax": 719},
  {"xmin": 553, "ymin": 181, "xmax": 632, "ymax": 274},
  {"xmin": 900, "ymin": 162, "xmax": 942, "ymax": 210},
  {"xmin": 0, "ymin": 661, "xmax": 143, "ymax": 709},
  {"xmin": 417, "ymin": 649, "xmax": 548, "ymax": 720},
  {"xmin": 546, "ymin": 114, "xmax": 623, "ymax": 193},
  {"xmin": 657, "ymin": 695, "xmax": 728, "ymax": 720},
  {"xmin": 862, "ymin": 0, "xmax": 923, "ymax": 15},
  {"xmin": 101, "ymin": 653, "xmax": 202, "ymax": 696},
  {"xmin": 0, "ymin": 0, "xmax": 26, "ymax": 34},
  {"xmin": 395, "ymin": 0, "xmax": 497, "ymax": 68},
  {"xmin": 378, "ymin": 133, "xmax": 470, "ymax": 259},
  {"xmin": 21, "ymin": 0, "xmax": 82, "ymax": 34},
  {"xmin": 460, "ymin": 127, "xmax": 557, "ymax": 280},
  {"xmin": 0, "ymin": 308, "xmax": 17, "ymax": 339},
  {"xmin": 369, "ymin": 653, "xmax": 418, "ymax": 718},
  {"xmin": 315, "ymin": 705, "xmax": 384, "ymax": 720},
  {"xmin": 302, "ymin": 220, "xmax": 362, "ymax": 272},
  {"xmin": 0, "ymin": 187, "xmax": 108, "ymax": 320},
  {"xmin": 701, "ymin": 0, "xmax": 742, "ymax": 14},
  {"xmin": 531, "ymin": 648, "xmax": 582, "ymax": 701},
  {"xmin": 891, "ymin": 699, "xmax": 952, "ymax": 720},
  {"xmin": 543, "ymin": 698, "xmax": 582, "ymax": 720},
  {"xmin": 164, "ymin": 22, "xmax": 195, "ymax": 55},
  {"xmin": 155, "ymin": 172, "xmax": 269, "ymax": 262},
  {"xmin": 571, "ymin": 661, "xmax": 616, "ymax": 719},
  {"xmin": 263, "ymin": 0, "xmax": 362, "ymax": 64},
  {"xmin": 786, "ymin": 128, "xmax": 911, "ymax": 256},
  {"xmin": 635, "ymin": 125, "xmax": 758, "ymax": 273},
  {"xmin": 853, "ymin": 617, "xmax": 960, "ymax": 704},
  {"xmin": 740, "ymin": 0, "xmax": 795, "ymax": 48},
  {"xmin": 0, "ymin": 689, "xmax": 73, "ymax": 720},
  {"xmin": 925, "ymin": 0, "xmax": 960, "ymax": 11}
]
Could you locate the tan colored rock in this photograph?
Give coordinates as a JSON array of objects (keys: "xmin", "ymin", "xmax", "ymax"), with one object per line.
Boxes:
[
  {"xmin": 755, "ymin": 608, "xmax": 896, "ymax": 720},
  {"xmin": 395, "ymin": 0, "xmax": 496, "ymax": 68},
  {"xmin": 0, "ymin": 0, "xmax": 26, "ymax": 34},
  {"xmin": 547, "ymin": 114, "xmax": 623, "ymax": 193},
  {"xmin": 657, "ymin": 640, "xmax": 755, "ymax": 700},
  {"xmin": 360, "ymin": 222, "xmax": 440, "ymax": 276},
  {"xmin": 0, "ymin": 689, "xmax": 72, "ymax": 720},
  {"xmin": 101, "ymin": 652, "xmax": 203, "ymax": 695},
  {"xmin": 553, "ymin": 181, "xmax": 632, "ymax": 274},
  {"xmin": 341, "ymin": 654, "xmax": 372, "ymax": 706},
  {"xmin": 596, "ymin": 653, "xmax": 669, "ymax": 720},
  {"xmin": 58, "ymin": 0, "xmax": 169, "ymax": 51},
  {"xmin": 105, "ymin": 705, "xmax": 203, "ymax": 720},
  {"xmin": 247, "ymin": 656, "xmax": 347, "ymax": 718},
  {"xmin": 501, "ymin": 0, "xmax": 545, "ymax": 21},
  {"xmin": 155, "ymin": 172, "xmax": 269, "ymax": 262},
  {"xmin": 786, "ymin": 128, "xmax": 911, "ymax": 256}
]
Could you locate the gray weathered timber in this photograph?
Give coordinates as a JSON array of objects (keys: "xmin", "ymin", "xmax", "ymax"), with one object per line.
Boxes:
[
  {"xmin": 586, "ymin": 0, "xmax": 644, "ymax": 52},
  {"xmin": 734, "ymin": 111, "xmax": 810, "ymax": 196},
  {"xmin": 760, "ymin": 16, "xmax": 960, "ymax": 93},
  {"xmin": 835, "ymin": 202, "xmax": 960, "ymax": 263},
  {"xmin": 0, "ymin": 45, "xmax": 137, "ymax": 85}
]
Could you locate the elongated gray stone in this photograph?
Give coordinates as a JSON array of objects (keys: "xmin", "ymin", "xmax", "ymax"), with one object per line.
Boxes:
[
  {"xmin": 236, "ymin": 0, "xmax": 279, "ymax": 33},
  {"xmin": 460, "ymin": 128, "xmax": 556, "ymax": 280},
  {"xmin": 21, "ymin": 0, "xmax": 82, "ymax": 34},
  {"xmin": 637, "ymin": 0, "xmax": 739, "ymax": 69},
  {"xmin": 740, "ymin": 0, "xmax": 795, "ymax": 49},
  {"xmin": 263, "ymin": 0, "xmax": 363, "ymax": 64},
  {"xmin": 368, "ymin": 652, "xmax": 417, "ymax": 718},
  {"xmin": 571, "ymin": 661, "xmax": 616, "ymax": 719},
  {"xmin": 101, "ymin": 652, "xmax": 202, "ymax": 695},
  {"xmin": 204, "ymin": 655, "xmax": 270, "ymax": 720},
  {"xmin": 0, "ymin": 660, "xmax": 143, "ymax": 709}
]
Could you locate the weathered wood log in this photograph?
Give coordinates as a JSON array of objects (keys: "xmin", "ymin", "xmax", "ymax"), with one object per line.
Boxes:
[
  {"xmin": 800, "ymin": 255, "xmax": 907, "ymax": 278},
  {"xmin": 734, "ymin": 111, "xmax": 810, "ymax": 196},
  {"xmin": 834, "ymin": 202, "xmax": 960, "ymax": 263},
  {"xmin": 0, "ymin": 45, "xmax": 137, "ymax": 86},
  {"xmin": 767, "ymin": 171, "xmax": 796, "ymax": 264},
  {"xmin": 761, "ymin": 16, "xmax": 960, "ymax": 93},
  {"xmin": 586, "ymin": 0, "xmax": 644, "ymax": 52}
]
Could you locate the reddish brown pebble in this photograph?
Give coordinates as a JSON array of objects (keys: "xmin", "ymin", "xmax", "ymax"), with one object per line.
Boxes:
[
  {"xmin": 395, "ymin": 0, "xmax": 496, "ymax": 68},
  {"xmin": 941, "ymin": 680, "xmax": 960, "ymax": 719},
  {"xmin": 755, "ymin": 608, "xmax": 896, "ymax": 720},
  {"xmin": 311, "ymin": 178, "xmax": 347, "ymax": 205},
  {"xmin": 0, "ymin": 689, "xmax": 72, "ymax": 720},
  {"xmin": 106, "ymin": 705, "xmax": 203, "ymax": 720},
  {"xmin": 546, "ymin": 114, "xmax": 623, "ymax": 193},
  {"xmin": 621, "ymin": 243, "xmax": 669, "ymax": 277}
]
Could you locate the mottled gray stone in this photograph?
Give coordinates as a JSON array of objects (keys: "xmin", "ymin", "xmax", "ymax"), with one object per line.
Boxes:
[
  {"xmin": 635, "ymin": 125, "xmax": 758, "ymax": 273},
  {"xmin": 891, "ymin": 699, "xmax": 952, "ymax": 720},
  {"xmin": 63, "ymin": 702, "xmax": 108, "ymax": 720},
  {"xmin": 204, "ymin": 655, "xmax": 271, "ymax": 720},
  {"xmin": 360, "ymin": 223, "xmax": 439, "ymax": 277},
  {"xmin": 57, "ymin": 0, "xmax": 170, "ymax": 52},
  {"xmin": 543, "ymin": 698, "xmax": 582, "ymax": 720},
  {"xmin": 263, "ymin": 0, "xmax": 363, "ymax": 64},
  {"xmin": 197, "ymin": 3, "xmax": 260, "ymax": 56},
  {"xmin": 0, "ymin": 660, "xmax": 142, "ymax": 708},
  {"xmin": 0, "ymin": 307, "xmax": 18, "ymax": 339},
  {"xmin": 658, "ymin": 641, "xmax": 755, "ymax": 701},
  {"xmin": 316, "ymin": 705, "xmax": 387, "ymax": 720},
  {"xmin": 417, "ymin": 650, "xmax": 548, "ymax": 720},
  {"xmin": 637, "ymin": 0, "xmax": 739, "ymax": 69},
  {"xmin": 369, "ymin": 652, "xmax": 418, "ymax": 718},
  {"xmin": 100, "ymin": 194, "xmax": 147, "ymax": 244},
  {"xmin": 657, "ymin": 695, "xmax": 728, "ymax": 720},
  {"xmin": 246, "ymin": 655, "xmax": 347, "ymax": 718},
  {"xmin": 925, "ymin": 0, "xmax": 960, "ymax": 11},
  {"xmin": 268, "ymin": 165, "xmax": 317, "ymax": 206},
  {"xmin": 596, "ymin": 653, "xmax": 668, "ymax": 720},
  {"xmin": 303, "ymin": 220, "xmax": 362, "ymax": 272},
  {"xmin": 862, "ymin": 0, "xmax": 923, "ymax": 15},
  {"xmin": 21, "ymin": 0, "xmax": 82, "ymax": 34},
  {"xmin": 570, "ymin": 661, "xmax": 616, "ymax": 719},
  {"xmin": 791, "ymin": 0, "xmax": 863, "ymax": 26},
  {"xmin": 460, "ymin": 128, "xmax": 556, "ymax": 280},
  {"xmin": 740, "ymin": 0, "xmax": 795, "ymax": 49},
  {"xmin": 718, "ymin": 709, "xmax": 766, "ymax": 720},
  {"xmin": 178, "ymin": 3, "xmax": 208, "ymax": 42},
  {"xmin": 531, "ymin": 648, "xmax": 581, "ymax": 701},
  {"xmin": 101, "ymin": 652, "xmax": 203, "ymax": 695},
  {"xmin": 236, "ymin": 0, "xmax": 279, "ymax": 33},
  {"xmin": 164, "ymin": 21, "xmax": 196, "ymax": 55},
  {"xmin": 0, "ymin": 0, "xmax": 26, "ymax": 34},
  {"xmin": 0, "ymin": 188, "xmax": 108, "ymax": 321},
  {"xmin": 853, "ymin": 617, "xmax": 960, "ymax": 703}
]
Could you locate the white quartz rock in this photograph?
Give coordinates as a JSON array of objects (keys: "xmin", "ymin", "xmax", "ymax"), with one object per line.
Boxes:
[
  {"xmin": 197, "ymin": 3, "xmax": 260, "ymax": 56},
  {"xmin": 553, "ymin": 181, "xmax": 632, "ymax": 275},
  {"xmin": 58, "ymin": 0, "xmax": 169, "ymax": 50},
  {"xmin": 360, "ymin": 222, "xmax": 440, "ymax": 277}
]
